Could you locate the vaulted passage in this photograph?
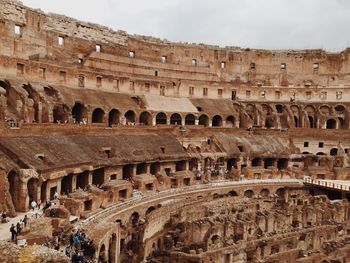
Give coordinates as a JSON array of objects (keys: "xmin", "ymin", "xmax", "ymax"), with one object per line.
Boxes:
[
  {"xmin": 72, "ymin": 102, "xmax": 88, "ymax": 123},
  {"xmin": 92, "ymin": 108, "xmax": 105, "ymax": 123},
  {"xmin": 156, "ymin": 112, "xmax": 167, "ymax": 125}
]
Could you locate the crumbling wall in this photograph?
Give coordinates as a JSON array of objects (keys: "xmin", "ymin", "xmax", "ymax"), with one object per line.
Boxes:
[{"xmin": 0, "ymin": 169, "xmax": 16, "ymax": 216}]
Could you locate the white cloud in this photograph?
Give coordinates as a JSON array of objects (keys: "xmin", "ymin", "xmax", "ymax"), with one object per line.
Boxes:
[{"xmin": 21, "ymin": 0, "xmax": 350, "ymax": 51}]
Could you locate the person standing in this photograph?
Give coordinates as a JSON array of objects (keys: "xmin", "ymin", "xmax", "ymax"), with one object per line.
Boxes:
[
  {"xmin": 37, "ymin": 199, "xmax": 42, "ymax": 209},
  {"xmin": 10, "ymin": 224, "xmax": 17, "ymax": 241},
  {"xmin": 16, "ymin": 222, "xmax": 21, "ymax": 235},
  {"xmin": 31, "ymin": 200, "xmax": 37, "ymax": 211},
  {"xmin": 23, "ymin": 215, "xmax": 28, "ymax": 227}
]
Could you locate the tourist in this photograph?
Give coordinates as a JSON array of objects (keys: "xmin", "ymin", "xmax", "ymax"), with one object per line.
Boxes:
[
  {"xmin": 31, "ymin": 200, "xmax": 37, "ymax": 211},
  {"xmin": 10, "ymin": 224, "xmax": 17, "ymax": 241},
  {"xmin": 23, "ymin": 215, "xmax": 28, "ymax": 227},
  {"xmin": 16, "ymin": 222, "xmax": 21, "ymax": 235}
]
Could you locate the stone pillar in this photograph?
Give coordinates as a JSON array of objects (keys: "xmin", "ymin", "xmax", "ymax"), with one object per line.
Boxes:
[
  {"xmin": 88, "ymin": 171, "xmax": 93, "ymax": 185},
  {"xmin": 152, "ymin": 116, "xmax": 156, "ymax": 126},
  {"xmin": 37, "ymin": 102, "xmax": 43, "ymax": 123},
  {"xmin": 132, "ymin": 165, "xmax": 137, "ymax": 178},
  {"xmin": 209, "ymin": 120, "xmax": 213, "ymax": 127},
  {"xmin": 146, "ymin": 164, "xmax": 151, "ymax": 174},
  {"xmin": 195, "ymin": 118, "xmax": 199, "ymax": 125},
  {"xmin": 72, "ymin": 174, "xmax": 77, "ymax": 192},
  {"xmin": 181, "ymin": 118, "xmax": 185, "ymax": 126}
]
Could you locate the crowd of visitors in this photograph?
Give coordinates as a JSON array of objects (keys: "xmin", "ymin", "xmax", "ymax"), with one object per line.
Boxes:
[{"xmin": 44, "ymin": 228, "xmax": 96, "ymax": 263}]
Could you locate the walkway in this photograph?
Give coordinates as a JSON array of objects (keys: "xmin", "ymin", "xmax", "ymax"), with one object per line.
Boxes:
[{"xmin": 303, "ymin": 177, "xmax": 350, "ymax": 193}]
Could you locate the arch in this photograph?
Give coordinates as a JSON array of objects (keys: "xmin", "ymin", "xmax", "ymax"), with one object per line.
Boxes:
[
  {"xmin": 92, "ymin": 168, "xmax": 105, "ymax": 186},
  {"xmin": 136, "ymin": 163, "xmax": 148, "ymax": 175},
  {"xmin": 124, "ymin": 110, "xmax": 136, "ymax": 124},
  {"xmin": 199, "ymin": 114, "xmax": 209, "ymax": 127},
  {"xmin": 334, "ymin": 104, "xmax": 345, "ymax": 113},
  {"xmin": 61, "ymin": 174, "xmax": 73, "ymax": 195},
  {"xmin": 170, "ymin": 113, "xmax": 182, "ymax": 125},
  {"xmin": 108, "ymin": 109, "xmax": 120, "ymax": 126},
  {"xmin": 139, "ymin": 111, "xmax": 152, "ymax": 125},
  {"xmin": 146, "ymin": 206, "xmax": 156, "ymax": 216},
  {"xmin": 7, "ymin": 170, "xmax": 19, "ymax": 210},
  {"xmin": 294, "ymin": 116, "xmax": 300, "ymax": 128},
  {"xmin": 155, "ymin": 112, "xmax": 167, "ymax": 125},
  {"xmin": 244, "ymin": 189, "xmax": 254, "ymax": 198},
  {"xmin": 211, "ymin": 235, "xmax": 220, "ymax": 244},
  {"xmin": 302, "ymin": 151, "xmax": 310, "ymax": 154},
  {"xmin": 212, "ymin": 115, "xmax": 223, "ymax": 127},
  {"xmin": 228, "ymin": 190, "xmax": 238, "ymax": 197},
  {"xmin": 319, "ymin": 105, "xmax": 331, "ymax": 116},
  {"xmin": 92, "ymin": 108, "xmax": 105, "ymax": 123},
  {"xmin": 27, "ymin": 178, "xmax": 40, "ymax": 207},
  {"xmin": 252, "ymin": 158, "xmax": 262, "ymax": 167},
  {"xmin": 276, "ymin": 188, "xmax": 285, "ymax": 198},
  {"xmin": 275, "ymin": 104, "xmax": 284, "ymax": 113},
  {"xmin": 260, "ymin": 188, "xmax": 270, "ymax": 198},
  {"xmin": 72, "ymin": 102, "xmax": 88, "ymax": 123},
  {"xmin": 98, "ymin": 244, "xmax": 106, "ymax": 263},
  {"xmin": 308, "ymin": 115, "xmax": 315, "ymax": 128},
  {"xmin": 316, "ymin": 152, "xmax": 325, "ymax": 155},
  {"xmin": 123, "ymin": 164, "xmax": 133, "ymax": 180},
  {"xmin": 277, "ymin": 158, "xmax": 288, "ymax": 170},
  {"xmin": 53, "ymin": 105, "xmax": 69, "ymax": 123},
  {"xmin": 76, "ymin": 171, "xmax": 89, "ymax": 190},
  {"xmin": 150, "ymin": 162, "xmax": 160, "ymax": 175},
  {"xmin": 130, "ymin": 212, "xmax": 140, "ymax": 227},
  {"xmin": 176, "ymin": 160, "xmax": 187, "ymax": 171},
  {"xmin": 226, "ymin": 115, "xmax": 235, "ymax": 127},
  {"xmin": 326, "ymin": 119, "xmax": 337, "ymax": 129},
  {"xmin": 185, "ymin": 114, "xmax": 196, "ymax": 125},
  {"xmin": 264, "ymin": 158, "xmax": 274, "ymax": 169},
  {"xmin": 330, "ymin": 148, "xmax": 338, "ymax": 156}
]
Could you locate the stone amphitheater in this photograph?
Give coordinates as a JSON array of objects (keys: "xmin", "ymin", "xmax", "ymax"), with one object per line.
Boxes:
[{"xmin": 0, "ymin": 0, "xmax": 349, "ymax": 262}]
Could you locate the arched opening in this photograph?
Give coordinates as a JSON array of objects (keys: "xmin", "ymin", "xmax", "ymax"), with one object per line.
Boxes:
[
  {"xmin": 7, "ymin": 171, "xmax": 19, "ymax": 210},
  {"xmin": 130, "ymin": 212, "xmax": 140, "ymax": 227},
  {"xmin": 276, "ymin": 188, "xmax": 285, "ymax": 199},
  {"xmin": 27, "ymin": 178, "xmax": 40, "ymax": 207},
  {"xmin": 92, "ymin": 108, "xmax": 105, "ymax": 123},
  {"xmin": 98, "ymin": 244, "xmax": 106, "ymax": 263},
  {"xmin": 139, "ymin": 111, "xmax": 152, "ymax": 125},
  {"xmin": 212, "ymin": 115, "xmax": 223, "ymax": 127},
  {"xmin": 264, "ymin": 158, "xmax": 274, "ymax": 169},
  {"xmin": 308, "ymin": 115, "xmax": 315, "ymax": 128},
  {"xmin": 72, "ymin": 102, "xmax": 87, "ymax": 123},
  {"xmin": 330, "ymin": 148, "xmax": 338, "ymax": 156},
  {"xmin": 53, "ymin": 105, "xmax": 69, "ymax": 123},
  {"xmin": 275, "ymin": 104, "xmax": 283, "ymax": 113},
  {"xmin": 92, "ymin": 168, "xmax": 104, "ymax": 186},
  {"xmin": 326, "ymin": 119, "xmax": 337, "ymax": 129},
  {"xmin": 294, "ymin": 116, "xmax": 299, "ymax": 128},
  {"xmin": 176, "ymin": 160, "xmax": 187, "ymax": 171},
  {"xmin": 170, "ymin": 113, "xmax": 182, "ymax": 125},
  {"xmin": 76, "ymin": 171, "xmax": 89, "ymax": 190},
  {"xmin": 146, "ymin": 206, "xmax": 156, "ymax": 216},
  {"xmin": 61, "ymin": 174, "xmax": 73, "ymax": 195},
  {"xmin": 244, "ymin": 189, "xmax": 254, "ymax": 198},
  {"xmin": 155, "ymin": 112, "xmax": 167, "ymax": 125},
  {"xmin": 185, "ymin": 114, "xmax": 196, "ymax": 125},
  {"xmin": 228, "ymin": 191, "xmax": 238, "ymax": 197},
  {"xmin": 108, "ymin": 109, "xmax": 120, "ymax": 126},
  {"xmin": 123, "ymin": 165, "xmax": 133, "ymax": 180},
  {"xmin": 199, "ymin": 114, "xmax": 209, "ymax": 127},
  {"xmin": 136, "ymin": 163, "xmax": 148, "ymax": 175},
  {"xmin": 124, "ymin": 110, "xmax": 136, "ymax": 124},
  {"xmin": 260, "ymin": 189, "xmax": 270, "ymax": 198},
  {"xmin": 227, "ymin": 158, "xmax": 238, "ymax": 171},
  {"xmin": 210, "ymin": 235, "xmax": 220, "ymax": 245},
  {"xmin": 265, "ymin": 115, "xmax": 275, "ymax": 128},
  {"xmin": 150, "ymin": 162, "xmax": 160, "ymax": 175},
  {"xmin": 189, "ymin": 158, "xmax": 198, "ymax": 171},
  {"xmin": 226, "ymin": 116, "xmax": 235, "ymax": 127},
  {"xmin": 252, "ymin": 158, "xmax": 262, "ymax": 167},
  {"xmin": 316, "ymin": 152, "xmax": 325, "ymax": 155},
  {"xmin": 277, "ymin": 158, "xmax": 288, "ymax": 170}
]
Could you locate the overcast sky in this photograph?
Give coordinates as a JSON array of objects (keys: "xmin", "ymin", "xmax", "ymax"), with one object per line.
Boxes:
[{"xmin": 21, "ymin": 0, "xmax": 350, "ymax": 51}]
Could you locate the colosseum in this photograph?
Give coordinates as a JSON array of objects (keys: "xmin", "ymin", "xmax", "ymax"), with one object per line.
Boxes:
[{"xmin": 0, "ymin": 0, "xmax": 349, "ymax": 262}]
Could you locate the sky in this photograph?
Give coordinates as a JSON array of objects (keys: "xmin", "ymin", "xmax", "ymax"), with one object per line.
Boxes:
[{"xmin": 21, "ymin": 0, "xmax": 350, "ymax": 51}]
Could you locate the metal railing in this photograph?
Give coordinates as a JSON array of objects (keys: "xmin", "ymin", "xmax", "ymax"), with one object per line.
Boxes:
[{"xmin": 303, "ymin": 177, "xmax": 350, "ymax": 192}]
